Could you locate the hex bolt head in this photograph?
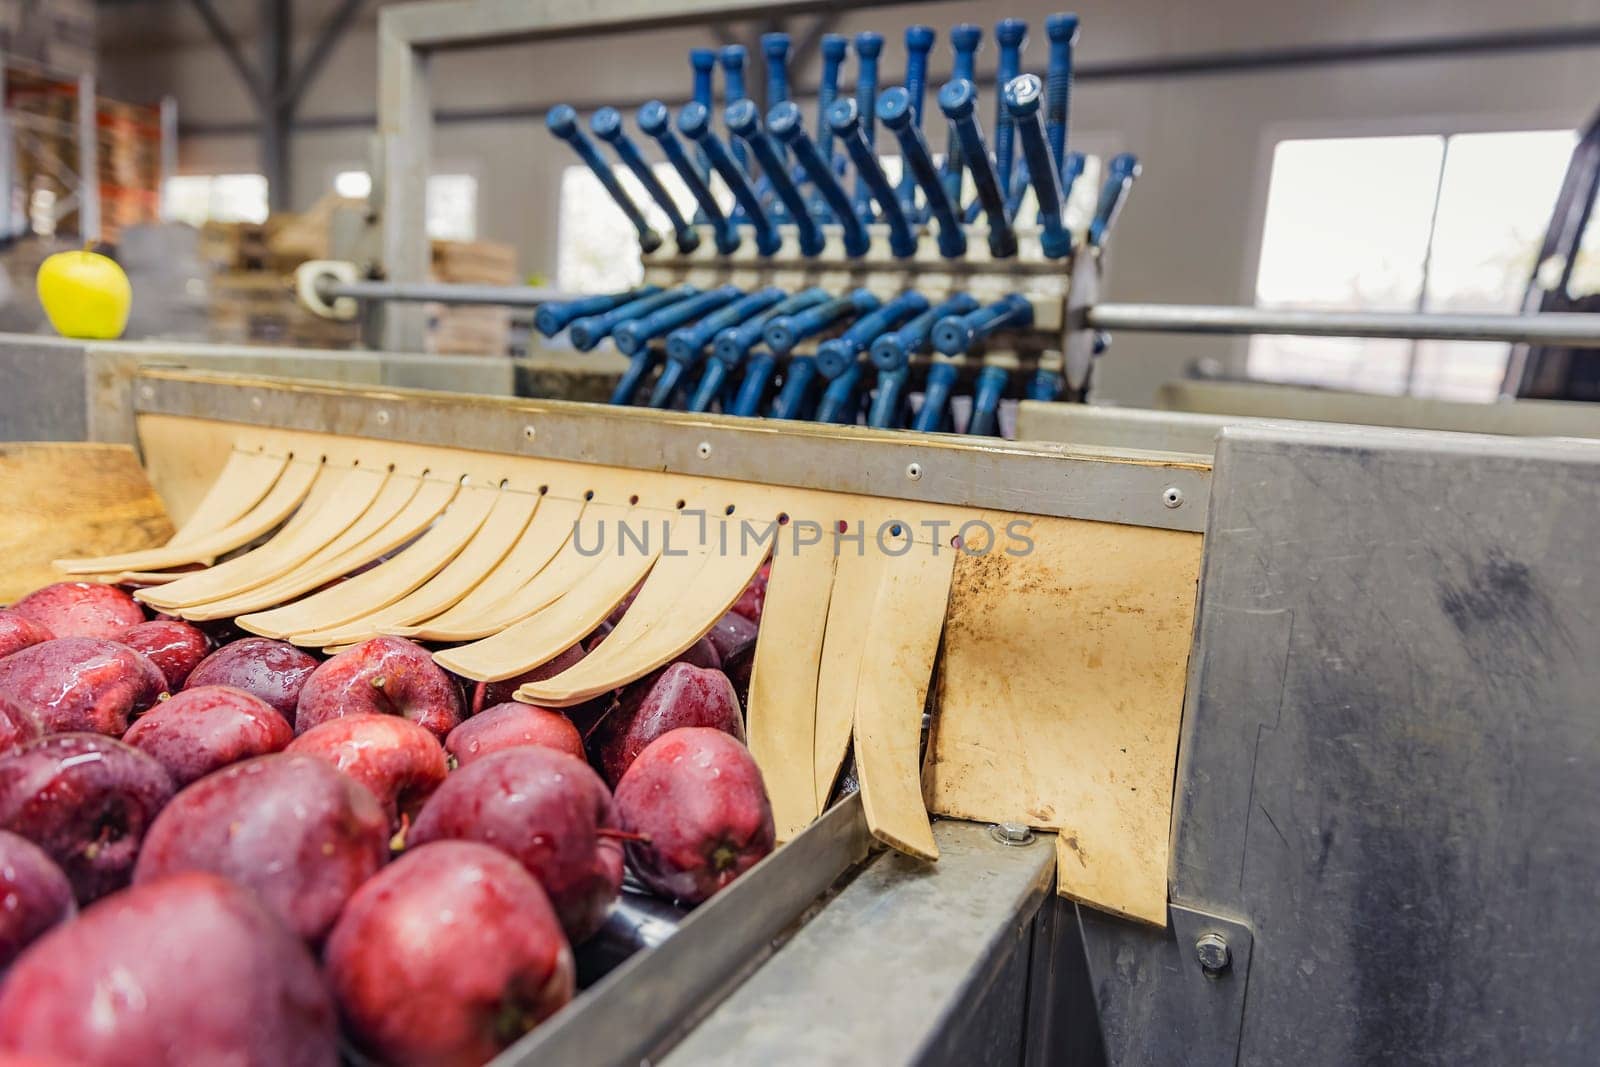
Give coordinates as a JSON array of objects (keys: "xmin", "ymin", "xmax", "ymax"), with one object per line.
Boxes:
[
  {"xmin": 1195, "ymin": 933, "xmax": 1231, "ymax": 975},
  {"xmin": 989, "ymin": 822, "xmax": 1035, "ymax": 846}
]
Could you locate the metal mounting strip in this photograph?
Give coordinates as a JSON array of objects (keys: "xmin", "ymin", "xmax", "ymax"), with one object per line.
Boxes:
[
  {"xmin": 130, "ymin": 370, "xmax": 1210, "ymax": 532},
  {"xmin": 1087, "ymin": 303, "xmax": 1600, "ymax": 347}
]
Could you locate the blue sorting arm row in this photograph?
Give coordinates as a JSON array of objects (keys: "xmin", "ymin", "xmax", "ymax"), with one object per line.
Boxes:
[
  {"xmin": 638, "ymin": 101, "xmax": 740, "ymax": 255},
  {"xmin": 878, "ymin": 88, "xmax": 965, "ymax": 259},
  {"xmin": 666, "ymin": 287, "xmax": 785, "ymax": 364},
  {"xmin": 568, "ymin": 286, "xmax": 696, "ymax": 351},
  {"xmin": 690, "ymin": 288, "xmax": 830, "ymax": 412},
  {"xmin": 1005, "ymin": 75, "xmax": 1073, "ymax": 259},
  {"xmin": 1045, "ymin": 14, "xmax": 1079, "ymax": 170},
  {"xmin": 815, "ymin": 291, "xmax": 930, "ymax": 379},
  {"xmin": 933, "ymin": 293, "xmax": 1034, "ymax": 356},
  {"xmin": 966, "ymin": 363, "xmax": 1009, "ymax": 436},
  {"xmin": 943, "ymin": 25, "xmax": 982, "ymax": 210},
  {"xmin": 829, "ymin": 100, "xmax": 917, "ymax": 259},
  {"xmin": 895, "ymin": 25, "xmax": 936, "ymax": 222},
  {"xmin": 868, "ymin": 367, "xmax": 910, "ymax": 428},
  {"xmin": 535, "ymin": 287, "xmax": 657, "ymax": 338},
  {"xmin": 940, "ymin": 80, "xmax": 1017, "ymax": 259},
  {"xmin": 547, "ymin": 105, "xmax": 662, "ymax": 253},
  {"xmin": 912, "ymin": 361, "xmax": 959, "ymax": 433},
  {"xmin": 770, "ymin": 356, "xmax": 822, "ymax": 420},
  {"xmin": 613, "ymin": 285, "xmax": 742, "ymax": 356},
  {"xmin": 851, "ymin": 31, "xmax": 885, "ymax": 224},
  {"xmin": 815, "ymin": 361, "xmax": 865, "ymax": 423},
  {"xmin": 765, "ymin": 289, "xmax": 879, "ymax": 354},
  {"xmin": 677, "ymin": 103, "xmax": 781, "ymax": 256},
  {"xmin": 769, "ymin": 101, "xmax": 867, "ymax": 257},
  {"xmin": 869, "ymin": 292, "xmax": 980, "ymax": 371},
  {"xmin": 591, "ymin": 108, "xmax": 698, "ymax": 254},
  {"xmin": 731, "ymin": 353, "xmax": 778, "ymax": 416},
  {"xmin": 993, "ymin": 19, "xmax": 1027, "ymax": 212},
  {"xmin": 726, "ymin": 101, "xmax": 822, "ymax": 256}
]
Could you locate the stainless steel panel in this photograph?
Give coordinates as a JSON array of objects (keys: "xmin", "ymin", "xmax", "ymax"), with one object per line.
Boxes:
[
  {"xmin": 1084, "ymin": 423, "xmax": 1600, "ymax": 1065},
  {"xmin": 130, "ymin": 369, "xmax": 1211, "ymax": 532},
  {"xmin": 661, "ymin": 819, "xmax": 1056, "ymax": 1066},
  {"xmin": 494, "ymin": 793, "xmax": 873, "ymax": 1066},
  {"xmin": 0, "ymin": 335, "xmax": 88, "ymax": 441}
]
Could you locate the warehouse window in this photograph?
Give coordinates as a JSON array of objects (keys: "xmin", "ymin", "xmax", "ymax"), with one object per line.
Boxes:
[
  {"xmin": 1250, "ymin": 130, "xmax": 1577, "ymax": 400},
  {"xmin": 330, "ymin": 170, "xmax": 478, "ymax": 240},
  {"xmin": 557, "ymin": 162, "xmax": 700, "ymax": 293},
  {"xmin": 162, "ymin": 174, "xmax": 269, "ymax": 226}
]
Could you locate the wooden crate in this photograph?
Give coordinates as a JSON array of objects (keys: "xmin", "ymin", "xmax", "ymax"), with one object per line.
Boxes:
[
  {"xmin": 208, "ymin": 271, "xmax": 361, "ymax": 350},
  {"xmin": 430, "ymin": 239, "xmax": 518, "ymax": 285}
]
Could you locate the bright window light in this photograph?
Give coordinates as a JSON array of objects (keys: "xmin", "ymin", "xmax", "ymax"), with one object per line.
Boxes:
[
  {"xmin": 334, "ymin": 170, "xmax": 372, "ymax": 198},
  {"xmin": 162, "ymin": 173, "xmax": 269, "ymax": 226},
  {"xmin": 1249, "ymin": 130, "xmax": 1576, "ymax": 400},
  {"xmin": 557, "ymin": 162, "xmax": 696, "ymax": 294},
  {"xmin": 330, "ymin": 171, "xmax": 476, "ymax": 240}
]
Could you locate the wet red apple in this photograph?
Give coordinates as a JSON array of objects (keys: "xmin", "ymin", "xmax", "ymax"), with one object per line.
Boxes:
[
  {"xmin": 0, "ymin": 612, "xmax": 53, "ymax": 662},
  {"xmin": 184, "ymin": 637, "xmax": 318, "ymax": 725},
  {"xmin": 0, "ymin": 733, "xmax": 174, "ymax": 903},
  {"xmin": 0, "ymin": 696, "xmax": 41, "ymax": 757},
  {"xmin": 614, "ymin": 727, "xmax": 775, "ymax": 904},
  {"xmin": 325, "ymin": 841, "xmax": 574, "ymax": 1066},
  {"xmin": 409, "ymin": 746, "xmax": 623, "ymax": 943},
  {"xmin": 729, "ymin": 563, "xmax": 768, "ymax": 623},
  {"xmin": 721, "ymin": 639, "xmax": 755, "ymax": 713},
  {"xmin": 470, "ymin": 641, "xmax": 587, "ymax": 713},
  {"xmin": 0, "ymin": 871, "xmax": 338, "ymax": 1065},
  {"xmin": 0, "ymin": 637, "xmax": 166, "ymax": 736},
  {"xmin": 0, "ymin": 831, "xmax": 74, "ymax": 970},
  {"xmin": 287, "ymin": 714, "xmax": 447, "ymax": 832},
  {"xmin": 704, "ymin": 610, "xmax": 757, "ymax": 664},
  {"xmin": 134, "ymin": 753, "xmax": 388, "ymax": 941},
  {"xmin": 8, "ymin": 582, "xmax": 143, "ymax": 640},
  {"xmin": 592, "ymin": 662, "xmax": 744, "ymax": 787},
  {"xmin": 296, "ymin": 636, "xmax": 463, "ymax": 740},
  {"xmin": 115, "ymin": 619, "xmax": 209, "ymax": 690},
  {"xmin": 446, "ymin": 702, "xmax": 584, "ymax": 767},
  {"xmin": 121, "ymin": 685, "xmax": 293, "ymax": 787}
]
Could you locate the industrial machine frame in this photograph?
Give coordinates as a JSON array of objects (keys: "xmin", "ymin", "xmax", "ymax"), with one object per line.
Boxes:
[{"xmin": 23, "ymin": 363, "xmax": 1586, "ymax": 1065}]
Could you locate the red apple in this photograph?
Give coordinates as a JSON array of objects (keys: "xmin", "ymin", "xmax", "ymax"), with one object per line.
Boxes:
[
  {"xmin": 287, "ymin": 714, "xmax": 447, "ymax": 832},
  {"xmin": 115, "ymin": 619, "xmax": 209, "ymax": 690},
  {"xmin": 0, "ymin": 612, "xmax": 54, "ymax": 661},
  {"xmin": 295, "ymin": 636, "xmax": 463, "ymax": 740},
  {"xmin": 325, "ymin": 841, "xmax": 574, "ymax": 1066},
  {"xmin": 0, "ymin": 831, "xmax": 74, "ymax": 970},
  {"xmin": 721, "ymin": 639, "xmax": 755, "ymax": 714},
  {"xmin": 121, "ymin": 685, "xmax": 293, "ymax": 787},
  {"xmin": 469, "ymin": 640, "xmax": 587, "ymax": 713},
  {"xmin": 591, "ymin": 662, "xmax": 744, "ymax": 787},
  {"xmin": 0, "ymin": 637, "xmax": 166, "ymax": 736},
  {"xmin": 184, "ymin": 637, "xmax": 318, "ymax": 725},
  {"xmin": 0, "ymin": 733, "xmax": 174, "ymax": 903},
  {"xmin": 0, "ymin": 697, "xmax": 41, "ymax": 757},
  {"xmin": 134, "ymin": 753, "xmax": 388, "ymax": 942},
  {"xmin": 446, "ymin": 702, "xmax": 584, "ymax": 767},
  {"xmin": 729, "ymin": 563, "xmax": 768, "ymax": 623},
  {"xmin": 614, "ymin": 727, "xmax": 775, "ymax": 903},
  {"xmin": 409, "ymin": 746, "xmax": 623, "ymax": 943},
  {"xmin": 8, "ymin": 582, "xmax": 143, "ymax": 640},
  {"xmin": 0, "ymin": 872, "xmax": 338, "ymax": 1065},
  {"xmin": 704, "ymin": 610, "xmax": 757, "ymax": 663}
]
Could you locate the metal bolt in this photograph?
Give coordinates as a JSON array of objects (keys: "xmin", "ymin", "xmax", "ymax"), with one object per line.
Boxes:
[
  {"xmin": 906, "ymin": 462, "xmax": 923, "ymax": 481},
  {"xmin": 1162, "ymin": 486, "xmax": 1184, "ymax": 509},
  {"xmin": 523, "ymin": 424, "xmax": 537, "ymax": 441},
  {"xmin": 374, "ymin": 409, "xmax": 391, "ymax": 426},
  {"xmin": 697, "ymin": 441, "xmax": 713, "ymax": 459},
  {"xmin": 250, "ymin": 395, "xmax": 264, "ymax": 412},
  {"xmin": 989, "ymin": 822, "xmax": 1035, "ymax": 847},
  {"xmin": 1195, "ymin": 933, "xmax": 1231, "ymax": 975},
  {"xmin": 137, "ymin": 384, "xmax": 155, "ymax": 403}
]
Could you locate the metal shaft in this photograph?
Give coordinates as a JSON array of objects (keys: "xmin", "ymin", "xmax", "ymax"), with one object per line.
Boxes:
[
  {"xmin": 896, "ymin": 25, "xmax": 936, "ymax": 221},
  {"xmin": 938, "ymin": 79, "xmax": 1017, "ymax": 258},
  {"xmin": 720, "ymin": 45, "xmax": 752, "ymax": 175},
  {"xmin": 1044, "ymin": 13, "xmax": 1079, "ymax": 169},
  {"xmin": 762, "ymin": 32, "xmax": 791, "ymax": 110},
  {"xmin": 1004, "ymin": 75, "xmax": 1072, "ymax": 258},
  {"xmin": 1086, "ymin": 304, "xmax": 1600, "ymax": 347},
  {"xmin": 591, "ymin": 107, "xmax": 699, "ymax": 253},
  {"xmin": 727, "ymin": 100, "xmax": 823, "ymax": 256},
  {"xmin": 547, "ymin": 104, "xmax": 662, "ymax": 253},
  {"xmin": 993, "ymin": 19, "xmax": 1027, "ymax": 208},
  {"xmin": 851, "ymin": 31, "xmax": 886, "ymax": 224},
  {"xmin": 943, "ymin": 25, "xmax": 982, "ymax": 209},
  {"xmin": 1089, "ymin": 152, "xmax": 1141, "ymax": 249},
  {"xmin": 816, "ymin": 35, "xmax": 849, "ymax": 168}
]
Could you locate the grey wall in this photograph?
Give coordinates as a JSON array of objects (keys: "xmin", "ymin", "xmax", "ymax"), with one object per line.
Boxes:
[{"xmin": 96, "ymin": 0, "xmax": 1599, "ymax": 405}]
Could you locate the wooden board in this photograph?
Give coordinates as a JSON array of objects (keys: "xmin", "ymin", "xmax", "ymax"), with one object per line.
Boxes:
[
  {"xmin": 0, "ymin": 443, "xmax": 175, "ymax": 603},
  {"xmin": 923, "ymin": 512, "xmax": 1203, "ymax": 926},
  {"xmin": 812, "ymin": 536, "xmax": 891, "ymax": 806}
]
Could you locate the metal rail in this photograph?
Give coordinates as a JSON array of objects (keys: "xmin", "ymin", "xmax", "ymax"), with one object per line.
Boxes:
[
  {"xmin": 1086, "ymin": 303, "xmax": 1600, "ymax": 348},
  {"xmin": 321, "ymin": 278, "xmax": 575, "ymax": 307}
]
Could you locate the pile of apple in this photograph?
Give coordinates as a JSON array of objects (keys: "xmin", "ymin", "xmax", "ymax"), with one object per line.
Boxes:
[{"xmin": 0, "ymin": 567, "xmax": 773, "ymax": 1066}]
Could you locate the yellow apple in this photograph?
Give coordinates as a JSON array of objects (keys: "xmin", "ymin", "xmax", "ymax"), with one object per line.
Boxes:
[{"xmin": 36, "ymin": 249, "xmax": 133, "ymax": 340}]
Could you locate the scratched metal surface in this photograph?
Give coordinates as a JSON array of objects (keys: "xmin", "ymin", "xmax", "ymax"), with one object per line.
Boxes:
[{"xmin": 1085, "ymin": 422, "xmax": 1600, "ymax": 1065}]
